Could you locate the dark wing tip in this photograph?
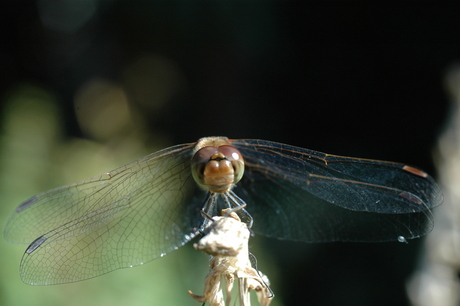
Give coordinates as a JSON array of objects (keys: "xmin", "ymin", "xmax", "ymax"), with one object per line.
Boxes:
[
  {"xmin": 402, "ymin": 165, "xmax": 428, "ymax": 178},
  {"xmin": 16, "ymin": 196, "xmax": 39, "ymax": 212},
  {"xmin": 25, "ymin": 236, "xmax": 47, "ymax": 254}
]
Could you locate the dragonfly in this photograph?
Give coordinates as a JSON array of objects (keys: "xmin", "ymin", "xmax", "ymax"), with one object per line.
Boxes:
[{"xmin": 4, "ymin": 136, "xmax": 443, "ymax": 285}]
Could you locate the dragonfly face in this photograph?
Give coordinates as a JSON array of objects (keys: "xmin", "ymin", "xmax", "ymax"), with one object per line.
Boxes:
[
  {"xmin": 3, "ymin": 136, "xmax": 443, "ymax": 285},
  {"xmin": 191, "ymin": 137, "xmax": 245, "ymax": 193}
]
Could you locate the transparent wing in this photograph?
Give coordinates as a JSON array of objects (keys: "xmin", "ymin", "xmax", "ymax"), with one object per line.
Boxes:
[
  {"xmin": 4, "ymin": 143, "xmax": 206, "ymax": 285},
  {"xmin": 231, "ymin": 139, "xmax": 442, "ymax": 242}
]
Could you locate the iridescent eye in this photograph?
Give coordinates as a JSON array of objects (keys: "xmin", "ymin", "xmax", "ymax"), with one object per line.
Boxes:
[
  {"xmin": 191, "ymin": 146, "xmax": 219, "ymax": 188},
  {"xmin": 218, "ymin": 145, "xmax": 244, "ymax": 184}
]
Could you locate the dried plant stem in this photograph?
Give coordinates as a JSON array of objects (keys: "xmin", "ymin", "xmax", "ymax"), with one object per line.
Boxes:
[{"xmin": 188, "ymin": 211, "xmax": 272, "ymax": 306}]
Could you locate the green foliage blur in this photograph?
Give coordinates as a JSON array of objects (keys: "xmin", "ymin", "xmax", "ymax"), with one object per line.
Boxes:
[{"xmin": 0, "ymin": 84, "xmax": 281, "ymax": 306}]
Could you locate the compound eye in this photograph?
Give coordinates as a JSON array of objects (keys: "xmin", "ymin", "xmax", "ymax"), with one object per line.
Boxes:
[
  {"xmin": 218, "ymin": 145, "xmax": 243, "ymax": 161},
  {"xmin": 218, "ymin": 145, "xmax": 245, "ymax": 184},
  {"xmin": 191, "ymin": 147, "xmax": 219, "ymax": 187}
]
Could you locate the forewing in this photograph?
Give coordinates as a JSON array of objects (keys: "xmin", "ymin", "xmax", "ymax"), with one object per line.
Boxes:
[
  {"xmin": 4, "ymin": 143, "xmax": 206, "ymax": 285},
  {"xmin": 232, "ymin": 139, "xmax": 442, "ymax": 213},
  {"xmin": 231, "ymin": 139, "xmax": 442, "ymax": 242}
]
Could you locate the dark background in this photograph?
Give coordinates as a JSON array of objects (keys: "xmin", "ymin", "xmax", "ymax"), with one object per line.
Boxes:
[{"xmin": 0, "ymin": 2, "xmax": 453, "ymax": 306}]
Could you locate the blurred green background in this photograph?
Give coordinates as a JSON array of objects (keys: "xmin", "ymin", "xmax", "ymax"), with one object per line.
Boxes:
[
  {"xmin": 0, "ymin": 2, "xmax": 456, "ymax": 306},
  {"xmin": 0, "ymin": 83, "xmax": 282, "ymax": 306}
]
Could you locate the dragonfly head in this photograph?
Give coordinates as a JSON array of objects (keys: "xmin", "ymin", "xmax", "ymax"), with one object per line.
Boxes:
[{"xmin": 192, "ymin": 144, "xmax": 245, "ymax": 193}]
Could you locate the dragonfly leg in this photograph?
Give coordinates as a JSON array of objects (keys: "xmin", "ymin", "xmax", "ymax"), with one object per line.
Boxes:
[
  {"xmin": 199, "ymin": 193, "xmax": 218, "ymax": 233},
  {"xmin": 249, "ymin": 252, "xmax": 274, "ymax": 299},
  {"xmin": 226, "ymin": 191, "xmax": 254, "ymax": 229}
]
